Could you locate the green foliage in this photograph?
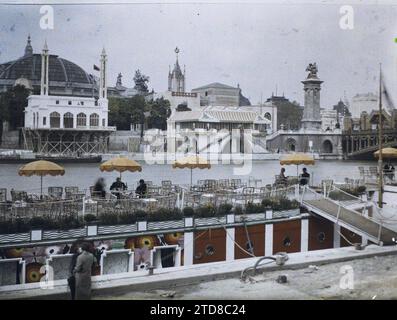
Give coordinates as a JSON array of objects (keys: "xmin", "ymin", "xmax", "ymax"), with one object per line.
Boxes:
[
  {"xmin": 276, "ymin": 100, "xmax": 303, "ymax": 130},
  {"xmin": 133, "ymin": 69, "xmax": 150, "ymax": 94},
  {"xmin": 98, "ymin": 213, "xmax": 119, "ymax": 226},
  {"xmin": 182, "ymin": 206, "xmax": 194, "ymax": 217},
  {"xmin": 83, "ymin": 214, "xmax": 97, "ymax": 223},
  {"xmin": 146, "ymin": 208, "xmax": 183, "ymax": 222},
  {"xmin": 195, "ymin": 204, "xmax": 217, "ymax": 218},
  {"xmin": 146, "ymin": 98, "xmax": 171, "ymax": 130},
  {"xmin": 108, "ymin": 95, "xmax": 146, "ymax": 130},
  {"xmin": 217, "ymin": 203, "xmax": 233, "ymax": 215},
  {"xmin": 0, "ymin": 85, "xmax": 30, "ymax": 137},
  {"xmin": 118, "ymin": 212, "xmax": 137, "ymax": 224}
]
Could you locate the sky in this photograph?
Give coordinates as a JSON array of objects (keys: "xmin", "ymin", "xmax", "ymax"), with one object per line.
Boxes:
[{"xmin": 0, "ymin": 1, "xmax": 397, "ymax": 108}]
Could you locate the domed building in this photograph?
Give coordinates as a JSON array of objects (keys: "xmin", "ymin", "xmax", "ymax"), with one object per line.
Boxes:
[{"xmin": 0, "ymin": 36, "xmax": 100, "ymax": 97}]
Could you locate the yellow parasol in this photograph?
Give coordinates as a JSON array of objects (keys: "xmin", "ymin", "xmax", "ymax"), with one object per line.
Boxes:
[
  {"xmin": 18, "ymin": 160, "xmax": 65, "ymax": 196},
  {"xmin": 374, "ymin": 147, "xmax": 397, "ymax": 159},
  {"xmin": 172, "ymin": 155, "xmax": 211, "ymax": 185},
  {"xmin": 99, "ymin": 157, "xmax": 142, "ymax": 179},
  {"xmin": 280, "ymin": 153, "xmax": 315, "ymax": 177}
]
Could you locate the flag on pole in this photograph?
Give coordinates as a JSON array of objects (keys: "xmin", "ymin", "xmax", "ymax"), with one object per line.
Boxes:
[{"xmin": 93, "ymin": 64, "xmax": 100, "ymax": 71}]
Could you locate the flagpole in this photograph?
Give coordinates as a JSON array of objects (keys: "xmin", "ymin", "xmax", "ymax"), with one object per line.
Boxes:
[{"xmin": 378, "ymin": 63, "xmax": 384, "ymax": 208}]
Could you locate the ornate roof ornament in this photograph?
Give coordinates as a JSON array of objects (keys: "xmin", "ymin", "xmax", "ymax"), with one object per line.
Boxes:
[{"xmin": 305, "ymin": 62, "xmax": 318, "ymax": 79}]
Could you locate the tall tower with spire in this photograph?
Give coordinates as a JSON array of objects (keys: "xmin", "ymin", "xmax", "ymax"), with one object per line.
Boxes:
[
  {"xmin": 99, "ymin": 48, "xmax": 107, "ymax": 100},
  {"xmin": 24, "ymin": 35, "xmax": 33, "ymax": 57},
  {"xmin": 40, "ymin": 41, "xmax": 49, "ymax": 96},
  {"xmin": 168, "ymin": 47, "xmax": 185, "ymax": 93}
]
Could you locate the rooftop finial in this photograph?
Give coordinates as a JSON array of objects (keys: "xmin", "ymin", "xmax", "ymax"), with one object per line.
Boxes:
[
  {"xmin": 24, "ymin": 34, "xmax": 33, "ymax": 56},
  {"xmin": 102, "ymin": 47, "xmax": 106, "ymax": 56},
  {"xmin": 175, "ymin": 47, "xmax": 179, "ymax": 60},
  {"xmin": 43, "ymin": 39, "xmax": 48, "ymax": 52}
]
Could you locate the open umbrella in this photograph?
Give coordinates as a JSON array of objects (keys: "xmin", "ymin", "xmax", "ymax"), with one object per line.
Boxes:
[
  {"xmin": 172, "ymin": 155, "xmax": 211, "ymax": 185},
  {"xmin": 99, "ymin": 157, "xmax": 142, "ymax": 179},
  {"xmin": 18, "ymin": 160, "xmax": 65, "ymax": 197},
  {"xmin": 374, "ymin": 147, "xmax": 397, "ymax": 159},
  {"xmin": 280, "ymin": 153, "xmax": 315, "ymax": 177}
]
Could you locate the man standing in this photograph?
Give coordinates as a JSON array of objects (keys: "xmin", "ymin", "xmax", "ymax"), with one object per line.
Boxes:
[
  {"xmin": 300, "ymin": 168, "xmax": 310, "ymax": 186},
  {"xmin": 74, "ymin": 242, "xmax": 96, "ymax": 300}
]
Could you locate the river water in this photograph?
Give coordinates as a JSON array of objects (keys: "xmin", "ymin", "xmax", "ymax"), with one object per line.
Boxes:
[{"xmin": 0, "ymin": 160, "xmax": 377, "ymax": 194}]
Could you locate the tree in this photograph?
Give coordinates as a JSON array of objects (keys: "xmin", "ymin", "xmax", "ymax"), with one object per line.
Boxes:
[
  {"xmin": 108, "ymin": 95, "xmax": 146, "ymax": 131},
  {"xmin": 276, "ymin": 100, "xmax": 303, "ymax": 130},
  {"xmin": 133, "ymin": 70, "xmax": 150, "ymax": 94},
  {"xmin": 0, "ymin": 85, "xmax": 30, "ymax": 142},
  {"xmin": 146, "ymin": 98, "xmax": 171, "ymax": 130}
]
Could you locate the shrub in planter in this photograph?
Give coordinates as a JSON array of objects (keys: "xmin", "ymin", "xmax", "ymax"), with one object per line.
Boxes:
[
  {"xmin": 98, "ymin": 213, "xmax": 119, "ymax": 226},
  {"xmin": 135, "ymin": 210, "xmax": 147, "ymax": 221},
  {"xmin": 119, "ymin": 212, "xmax": 137, "ymax": 224},
  {"xmin": 245, "ymin": 202, "xmax": 264, "ymax": 214},
  {"xmin": 147, "ymin": 208, "xmax": 183, "ymax": 222},
  {"xmin": 183, "ymin": 206, "xmax": 194, "ymax": 217},
  {"xmin": 234, "ymin": 205, "xmax": 243, "ymax": 215},
  {"xmin": 30, "ymin": 216, "xmax": 57, "ymax": 230},
  {"xmin": 0, "ymin": 219, "xmax": 29, "ymax": 234},
  {"xmin": 57, "ymin": 216, "xmax": 82, "ymax": 230},
  {"xmin": 261, "ymin": 198, "xmax": 273, "ymax": 209},
  {"xmin": 217, "ymin": 203, "xmax": 233, "ymax": 216},
  {"xmin": 84, "ymin": 214, "xmax": 98, "ymax": 224},
  {"xmin": 195, "ymin": 204, "xmax": 216, "ymax": 218},
  {"xmin": 272, "ymin": 197, "xmax": 299, "ymax": 211}
]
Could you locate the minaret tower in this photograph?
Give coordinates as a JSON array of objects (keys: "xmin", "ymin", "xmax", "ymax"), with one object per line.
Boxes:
[
  {"xmin": 40, "ymin": 40, "xmax": 49, "ymax": 96},
  {"xmin": 24, "ymin": 35, "xmax": 33, "ymax": 57},
  {"xmin": 99, "ymin": 48, "xmax": 107, "ymax": 100},
  {"xmin": 168, "ymin": 47, "xmax": 185, "ymax": 93},
  {"xmin": 301, "ymin": 62, "xmax": 323, "ymax": 130}
]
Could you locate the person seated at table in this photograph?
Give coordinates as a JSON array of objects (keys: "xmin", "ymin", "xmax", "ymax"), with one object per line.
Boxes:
[
  {"xmin": 110, "ymin": 177, "xmax": 127, "ymax": 199},
  {"xmin": 277, "ymin": 168, "xmax": 287, "ymax": 185},
  {"xmin": 135, "ymin": 179, "xmax": 147, "ymax": 198},
  {"xmin": 93, "ymin": 178, "xmax": 106, "ymax": 199},
  {"xmin": 299, "ymin": 168, "xmax": 310, "ymax": 186}
]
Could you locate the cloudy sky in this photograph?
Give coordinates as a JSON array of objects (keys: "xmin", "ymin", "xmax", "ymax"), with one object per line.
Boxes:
[{"xmin": 0, "ymin": 1, "xmax": 397, "ymax": 107}]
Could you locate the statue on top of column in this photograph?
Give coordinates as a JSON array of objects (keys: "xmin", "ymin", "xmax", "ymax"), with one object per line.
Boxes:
[{"xmin": 305, "ymin": 62, "xmax": 318, "ymax": 79}]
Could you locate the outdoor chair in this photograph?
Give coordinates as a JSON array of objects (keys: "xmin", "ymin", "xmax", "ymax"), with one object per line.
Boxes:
[
  {"xmin": 161, "ymin": 180, "xmax": 172, "ymax": 187},
  {"xmin": 11, "ymin": 190, "xmax": 28, "ymax": 202},
  {"xmin": 231, "ymin": 179, "xmax": 242, "ymax": 189},
  {"xmin": 48, "ymin": 187, "xmax": 63, "ymax": 200},
  {"xmin": 65, "ymin": 186, "xmax": 79, "ymax": 199}
]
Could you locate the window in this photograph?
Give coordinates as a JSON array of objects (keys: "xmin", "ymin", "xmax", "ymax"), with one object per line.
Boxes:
[
  {"xmin": 90, "ymin": 113, "xmax": 99, "ymax": 127},
  {"xmin": 77, "ymin": 113, "xmax": 86, "ymax": 127},
  {"xmin": 81, "ymin": 101, "xmax": 84, "ymax": 106},
  {"xmin": 68, "ymin": 101, "xmax": 72, "ymax": 105},
  {"xmin": 317, "ymin": 232, "xmax": 326, "ymax": 243},
  {"xmin": 63, "ymin": 112, "xmax": 74, "ymax": 128},
  {"xmin": 33, "ymin": 113, "xmax": 36, "ymax": 128},
  {"xmin": 50, "ymin": 112, "xmax": 60, "ymax": 128},
  {"xmin": 205, "ymin": 244, "xmax": 215, "ymax": 256},
  {"xmin": 102, "ymin": 119, "xmax": 105, "ymax": 127},
  {"xmin": 56, "ymin": 100, "xmax": 59, "ymax": 105},
  {"xmin": 43, "ymin": 117, "xmax": 46, "ymax": 126},
  {"xmin": 264, "ymin": 112, "xmax": 271, "ymax": 120},
  {"xmin": 283, "ymin": 236, "xmax": 291, "ymax": 247}
]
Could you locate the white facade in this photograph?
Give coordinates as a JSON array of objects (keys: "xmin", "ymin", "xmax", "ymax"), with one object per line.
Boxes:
[
  {"xmin": 320, "ymin": 109, "xmax": 341, "ymax": 131},
  {"xmin": 154, "ymin": 90, "xmax": 200, "ymax": 113},
  {"xmin": 350, "ymin": 93, "xmax": 378, "ymax": 118},
  {"xmin": 25, "ymin": 95, "xmax": 108, "ymax": 129},
  {"xmin": 24, "ymin": 43, "xmax": 111, "ymax": 131}
]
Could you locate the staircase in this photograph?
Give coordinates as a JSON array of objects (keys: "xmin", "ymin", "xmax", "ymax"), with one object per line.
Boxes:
[{"xmin": 300, "ymin": 186, "xmax": 397, "ymax": 245}]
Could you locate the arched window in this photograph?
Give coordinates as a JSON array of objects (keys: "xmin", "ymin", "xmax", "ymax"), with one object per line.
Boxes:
[
  {"xmin": 322, "ymin": 140, "xmax": 333, "ymax": 154},
  {"xmin": 90, "ymin": 113, "xmax": 99, "ymax": 127},
  {"xmin": 50, "ymin": 112, "xmax": 60, "ymax": 128},
  {"xmin": 77, "ymin": 113, "xmax": 87, "ymax": 127},
  {"xmin": 264, "ymin": 112, "xmax": 271, "ymax": 120},
  {"xmin": 63, "ymin": 112, "xmax": 74, "ymax": 129}
]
